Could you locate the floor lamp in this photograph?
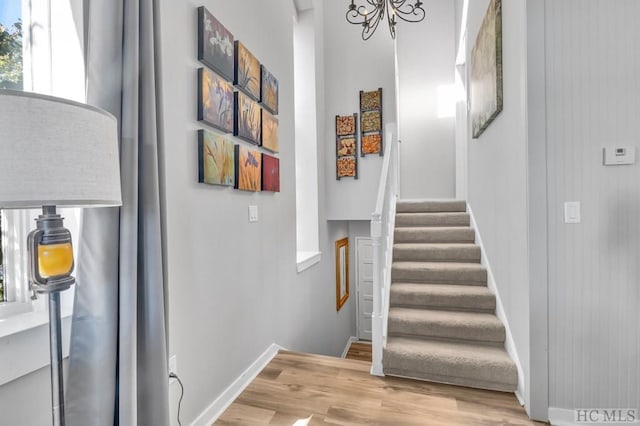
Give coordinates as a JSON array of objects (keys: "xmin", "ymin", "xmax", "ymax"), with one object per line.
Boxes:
[{"xmin": 0, "ymin": 90, "xmax": 122, "ymax": 426}]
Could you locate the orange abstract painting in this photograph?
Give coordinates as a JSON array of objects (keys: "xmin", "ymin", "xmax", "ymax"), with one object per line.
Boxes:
[{"xmin": 235, "ymin": 144, "xmax": 262, "ymax": 191}]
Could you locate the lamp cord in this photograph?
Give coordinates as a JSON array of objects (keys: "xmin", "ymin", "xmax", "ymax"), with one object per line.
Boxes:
[{"xmin": 169, "ymin": 372, "xmax": 184, "ymax": 426}]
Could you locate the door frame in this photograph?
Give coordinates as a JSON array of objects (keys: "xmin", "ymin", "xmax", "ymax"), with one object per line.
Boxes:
[{"xmin": 355, "ymin": 236, "xmax": 373, "ymax": 341}]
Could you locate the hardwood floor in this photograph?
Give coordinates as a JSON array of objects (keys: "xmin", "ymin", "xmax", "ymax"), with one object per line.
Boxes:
[
  {"xmin": 215, "ymin": 351, "xmax": 545, "ymax": 426},
  {"xmin": 345, "ymin": 341, "xmax": 372, "ymax": 362}
]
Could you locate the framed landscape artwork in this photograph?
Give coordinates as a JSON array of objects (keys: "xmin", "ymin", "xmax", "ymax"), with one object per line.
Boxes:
[
  {"xmin": 234, "ymin": 41, "xmax": 260, "ymax": 101},
  {"xmin": 470, "ymin": 0, "xmax": 503, "ymax": 139},
  {"xmin": 261, "ymin": 109, "xmax": 279, "ymax": 152},
  {"xmin": 235, "ymin": 144, "xmax": 262, "ymax": 192},
  {"xmin": 234, "ymin": 91, "xmax": 261, "ymax": 145},
  {"xmin": 198, "ymin": 129, "xmax": 235, "ymax": 187},
  {"xmin": 261, "ymin": 153, "xmax": 280, "ymax": 192},
  {"xmin": 260, "ymin": 65, "xmax": 279, "ymax": 115},
  {"xmin": 197, "ymin": 7, "xmax": 234, "ymax": 81},
  {"xmin": 198, "ymin": 67, "xmax": 234, "ymax": 133}
]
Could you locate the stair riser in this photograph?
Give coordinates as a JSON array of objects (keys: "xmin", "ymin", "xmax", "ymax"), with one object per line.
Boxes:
[
  {"xmin": 392, "ymin": 268, "xmax": 487, "ymax": 285},
  {"xmin": 394, "ymin": 229, "xmax": 475, "ymax": 244},
  {"xmin": 383, "ymin": 367, "xmax": 517, "ymax": 393},
  {"xmin": 390, "ymin": 293, "xmax": 495, "ymax": 312},
  {"xmin": 388, "ymin": 317, "xmax": 505, "ymax": 343},
  {"xmin": 395, "ymin": 214, "xmax": 470, "ymax": 228},
  {"xmin": 396, "ymin": 201, "xmax": 467, "ymax": 213},
  {"xmin": 393, "ymin": 247, "xmax": 481, "ymax": 263}
]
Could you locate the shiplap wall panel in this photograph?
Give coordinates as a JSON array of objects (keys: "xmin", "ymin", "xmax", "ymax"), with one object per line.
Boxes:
[{"xmin": 545, "ymin": 0, "xmax": 640, "ymax": 410}]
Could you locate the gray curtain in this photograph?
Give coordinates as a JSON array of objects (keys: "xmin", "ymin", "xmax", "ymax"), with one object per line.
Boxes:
[{"xmin": 65, "ymin": 0, "xmax": 169, "ymax": 424}]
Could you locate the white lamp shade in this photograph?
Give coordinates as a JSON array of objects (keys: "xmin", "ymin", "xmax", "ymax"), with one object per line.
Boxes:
[{"xmin": 0, "ymin": 90, "xmax": 122, "ymax": 208}]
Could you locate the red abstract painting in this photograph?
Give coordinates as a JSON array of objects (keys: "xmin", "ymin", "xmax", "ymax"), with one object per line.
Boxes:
[{"xmin": 261, "ymin": 154, "xmax": 280, "ymax": 192}]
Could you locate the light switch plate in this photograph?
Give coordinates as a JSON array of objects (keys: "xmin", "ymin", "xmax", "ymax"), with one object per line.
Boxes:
[
  {"xmin": 249, "ymin": 205, "xmax": 259, "ymax": 222},
  {"xmin": 564, "ymin": 201, "xmax": 581, "ymax": 224}
]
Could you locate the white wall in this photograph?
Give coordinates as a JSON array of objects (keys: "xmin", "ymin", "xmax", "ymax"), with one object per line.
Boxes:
[
  {"xmin": 460, "ymin": 0, "xmax": 530, "ymax": 410},
  {"xmin": 396, "ymin": 0, "xmax": 456, "ymax": 199},
  {"xmin": 545, "ymin": 0, "xmax": 640, "ymax": 414},
  {"xmin": 323, "ymin": 2, "xmax": 396, "ymax": 221},
  {"xmin": 157, "ymin": 1, "xmax": 356, "ymax": 423}
]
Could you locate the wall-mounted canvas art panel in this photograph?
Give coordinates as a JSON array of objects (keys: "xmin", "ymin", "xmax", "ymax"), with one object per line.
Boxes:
[
  {"xmin": 234, "ymin": 91, "xmax": 261, "ymax": 145},
  {"xmin": 261, "ymin": 153, "xmax": 280, "ymax": 192},
  {"xmin": 234, "ymin": 41, "xmax": 260, "ymax": 101},
  {"xmin": 337, "ymin": 156, "xmax": 357, "ymax": 180},
  {"xmin": 361, "ymin": 134, "xmax": 382, "ymax": 156},
  {"xmin": 361, "ymin": 111, "xmax": 382, "ymax": 133},
  {"xmin": 337, "ymin": 137, "xmax": 356, "ymax": 157},
  {"xmin": 235, "ymin": 144, "xmax": 262, "ymax": 192},
  {"xmin": 260, "ymin": 65, "xmax": 279, "ymax": 115},
  {"xmin": 198, "ymin": 129, "xmax": 235, "ymax": 187},
  {"xmin": 335, "ymin": 113, "xmax": 358, "ymax": 179},
  {"xmin": 197, "ymin": 7, "xmax": 234, "ymax": 81},
  {"xmin": 360, "ymin": 88, "xmax": 382, "ymax": 111},
  {"xmin": 359, "ymin": 88, "xmax": 383, "ymax": 157},
  {"xmin": 336, "ymin": 115, "xmax": 356, "ymax": 136},
  {"xmin": 261, "ymin": 109, "xmax": 279, "ymax": 153},
  {"xmin": 470, "ymin": 0, "xmax": 503, "ymax": 138},
  {"xmin": 198, "ymin": 67, "xmax": 234, "ymax": 133}
]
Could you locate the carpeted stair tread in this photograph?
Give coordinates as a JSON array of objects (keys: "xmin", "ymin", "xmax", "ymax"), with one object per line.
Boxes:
[
  {"xmin": 396, "ymin": 200, "xmax": 467, "ymax": 213},
  {"xmin": 394, "ymin": 227, "xmax": 476, "ymax": 244},
  {"xmin": 393, "ymin": 243, "xmax": 481, "ymax": 263},
  {"xmin": 395, "ymin": 212, "xmax": 470, "ymax": 228},
  {"xmin": 392, "ymin": 261, "xmax": 487, "ymax": 285},
  {"xmin": 385, "ymin": 199, "xmax": 518, "ymax": 393},
  {"xmin": 383, "ymin": 337, "xmax": 518, "ymax": 392},
  {"xmin": 390, "ymin": 283, "xmax": 496, "ymax": 311},
  {"xmin": 388, "ymin": 307, "xmax": 505, "ymax": 343}
]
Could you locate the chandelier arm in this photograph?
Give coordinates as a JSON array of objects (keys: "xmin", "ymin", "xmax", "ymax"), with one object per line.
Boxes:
[
  {"xmin": 363, "ymin": 8, "xmax": 384, "ymax": 40},
  {"xmin": 346, "ymin": 0, "xmax": 425, "ymax": 40},
  {"xmin": 389, "ymin": 0, "xmax": 426, "ymax": 23},
  {"xmin": 346, "ymin": 5, "xmax": 371, "ymax": 24}
]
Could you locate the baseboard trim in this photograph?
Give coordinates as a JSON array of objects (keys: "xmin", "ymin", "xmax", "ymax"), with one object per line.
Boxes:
[
  {"xmin": 548, "ymin": 407, "xmax": 640, "ymax": 426},
  {"xmin": 548, "ymin": 408, "xmax": 576, "ymax": 426},
  {"xmin": 341, "ymin": 336, "xmax": 359, "ymax": 358},
  {"xmin": 467, "ymin": 203, "xmax": 526, "ymax": 406},
  {"xmin": 191, "ymin": 343, "xmax": 285, "ymax": 426}
]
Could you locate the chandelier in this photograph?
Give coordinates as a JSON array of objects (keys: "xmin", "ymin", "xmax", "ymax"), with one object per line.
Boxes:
[{"xmin": 346, "ymin": 0, "xmax": 426, "ymax": 40}]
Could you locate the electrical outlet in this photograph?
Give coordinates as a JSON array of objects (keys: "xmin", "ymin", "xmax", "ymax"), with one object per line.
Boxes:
[{"xmin": 169, "ymin": 355, "xmax": 177, "ymax": 384}]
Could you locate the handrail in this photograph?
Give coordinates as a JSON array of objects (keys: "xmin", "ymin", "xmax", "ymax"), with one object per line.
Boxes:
[{"xmin": 370, "ymin": 123, "xmax": 399, "ymax": 376}]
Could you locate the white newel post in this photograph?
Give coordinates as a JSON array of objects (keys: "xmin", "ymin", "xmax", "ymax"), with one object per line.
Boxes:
[{"xmin": 370, "ymin": 212, "xmax": 384, "ymax": 376}]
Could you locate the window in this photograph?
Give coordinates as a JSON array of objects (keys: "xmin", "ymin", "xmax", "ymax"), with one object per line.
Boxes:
[
  {"xmin": 0, "ymin": 0, "xmax": 84, "ymax": 319},
  {"xmin": 0, "ymin": 212, "xmax": 4, "ymax": 302},
  {"xmin": 0, "ymin": 2, "xmax": 23, "ymax": 90},
  {"xmin": 0, "ymin": 1, "xmax": 24, "ymax": 308},
  {"xmin": 293, "ymin": 9, "xmax": 321, "ymax": 272}
]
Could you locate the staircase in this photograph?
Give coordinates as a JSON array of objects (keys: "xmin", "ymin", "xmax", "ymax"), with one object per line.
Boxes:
[{"xmin": 382, "ymin": 200, "xmax": 518, "ymax": 392}]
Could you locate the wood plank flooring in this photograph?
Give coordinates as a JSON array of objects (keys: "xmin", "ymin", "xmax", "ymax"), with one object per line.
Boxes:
[
  {"xmin": 345, "ymin": 341, "xmax": 372, "ymax": 362},
  {"xmin": 215, "ymin": 350, "xmax": 546, "ymax": 426}
]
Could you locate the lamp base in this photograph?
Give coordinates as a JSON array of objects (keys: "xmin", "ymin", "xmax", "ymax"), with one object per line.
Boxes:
[{"xmin": 48, "ymin": 291, "xmax": 65, "ymax": 426}]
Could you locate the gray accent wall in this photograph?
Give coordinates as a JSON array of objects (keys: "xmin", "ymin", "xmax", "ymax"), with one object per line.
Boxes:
[
  {"xmin": 396, "ymin": 0, "xmax": 457, "ymax": 200},
  {"xmin": 322, "ymin": 1, "xmax": 396, "ymax": 221},
  {"xmin": 463, "ymin": 0, "xmax": 531, "ymax": 409},
  {"xmin": 545, "ymin": 0, "xmax": 640, "ymax": 411},
  {"xmin": 157, "ymin": 0, "xmax": 356, "ymax": 423}
]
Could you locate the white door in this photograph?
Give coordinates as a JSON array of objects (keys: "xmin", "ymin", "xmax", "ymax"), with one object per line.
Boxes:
[{"xmin": 356, "ymin": 237, "xmax": 374, "ymax": 341}]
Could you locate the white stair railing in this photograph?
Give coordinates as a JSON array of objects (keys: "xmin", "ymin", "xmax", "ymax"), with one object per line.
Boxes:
[{"xmin": 370, "ymin": 124, "xmax": 399, "ymax": 376}]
